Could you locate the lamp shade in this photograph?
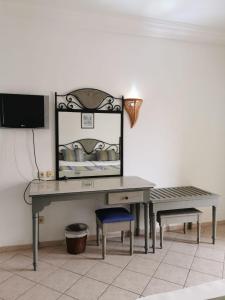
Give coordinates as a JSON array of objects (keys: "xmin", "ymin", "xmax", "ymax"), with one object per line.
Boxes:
[{"xmin": 124, "ymin": 98, "xmax": 143, "ymax": 128}]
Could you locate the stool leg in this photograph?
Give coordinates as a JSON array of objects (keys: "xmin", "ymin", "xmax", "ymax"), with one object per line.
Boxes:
[
  {"xmin": 135, "ymin": 203, "xmax": 140, "ymax": 236},
  {"xmin": 197, "ymin": 215, "xmax": 200, "ymax": 244},
  {"xmin": 96, "ymin": 221, "xmax": 100, "ymax": 246},
  {"xmin": 149, "ymin": 216, "xmax": 152, "ymax": 238},
  {"xmin": 102, "ymin": 229, "xmax": 106, "ymax": 259},
  {"xmin": 130, "ymin": 221, "xmax": 134, "ymax": 256},
  {"xmin": 183, "ymin": 223, "xmax": 186, "ymax": 234},
  {"xmin": 121, "ymin": 231, "xmax": 125, "ymax": 244},
  {"xmin": 160, "ymin": 225, "xmax": 163, "ymax": 249}
]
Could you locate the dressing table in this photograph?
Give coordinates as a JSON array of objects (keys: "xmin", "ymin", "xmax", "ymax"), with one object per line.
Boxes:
[
  {"xmin": 29, "ymin": 88, "xmax": 155, "ymax": 271},
  {"xmin": 30, "ymin": 176, "xmax": 155, "ymax": 270}
]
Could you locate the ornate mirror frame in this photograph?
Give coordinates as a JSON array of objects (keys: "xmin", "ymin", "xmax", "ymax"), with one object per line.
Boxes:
[{"xmin": 55, "ymin": 88, "xmax": 124, "ymax": 180}]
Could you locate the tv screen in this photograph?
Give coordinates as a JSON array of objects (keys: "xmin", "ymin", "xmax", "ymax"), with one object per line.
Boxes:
[{"xmin": 0, "ymin": 93, "xmax": 45, "ymax": 128}]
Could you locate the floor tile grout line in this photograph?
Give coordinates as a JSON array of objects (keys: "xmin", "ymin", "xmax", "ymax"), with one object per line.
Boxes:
[
  {"xmin": 194, "ymin": 254, "xmax": 225, "ymax": 263},
  {"xmin": 165, "ymin": 246, "xmax": 198, "ymax": 257},
  {"xmin": 0, "ymin": 271, "xmax": 14, "ymax": 287},
  {"xmin": 160, "ymin": 243, "xmax": 197, "ymax": 270},
  {"xmin": 195, "ymin": 243, "xmax": 225, "ymax": 262},
  {"xmin": 9, "ymin": 264, "xmax": 58, "ymax": 286},
  {"xmin": 0, "ymin": 252, "xmax": 19, "ymax": 264},
  {"xmin": 141, "ymin": 277, "xmax": 183, "ymax": 297},
  {"xmin": 110, "ymin": 284, "xmax": 141, "ymax": 296},
  {"xmin": 191, "ymin": 243, "xmax": 223, "ymax": 278},
  {"xmin": 97, "ymin": 243, "xmax": 147, "ymax": 299},
  {"xmin": 182, "ymin": 248, "xmax": 197, "ymax": 288},
  {"xmin": 192, "ymin": 243, "xmax": 224, "ymax": 278},
  {"xmin": 97, "ymin": 284, "xmax": 112, "ymax": 300},
  {"xmin": 101, "ymin": 253, "xmax": 139, "ymax": 298},
  {"xmin": 222, "ymin": 252, "xmax": 225, "ymax": 279},
  {"xmin": 0, "ymin": 258, "xmax": 82, "ymax": 298},
  {"xmin": 56, "ymin": 293, "xmax": 64, "ymax": 300},
  {"xmin": 38, "ymin": 274, "xmax": 80, "ymax": 295},
  {"xmin": 62, "ymin": 271, "xmax": 96, "ymax": 295},
  {"xmin": 98, "ymin": 254, "xmax": 132, "ymax": 299},
  {"xmin": 59, "ymin": 292, "xmax": 79, "ymax": 300},
  {"xmin": 59, "ymin": 250, "xmax": 135, "ymax": 297},
  {"xmin": 14, "ymin": 280, "xmax": 39, "ymax": 300},
  {"xmin": 141, "ymin": 246, "xmax": 171, "ymax": 296},
  {"xmin": 153, "ymin": 274, "xmax": 187, "ymax": 288},
  {"xmin": 185, "ymin": 268, "xmax": 222, "ymax": 280},
  {"xmin": 1, "ymin": 270, "xmax": 44, "ymax": 286},
  {"xmin": 150, "ymin": 259, "xmax": 191, "ymax": 287}
]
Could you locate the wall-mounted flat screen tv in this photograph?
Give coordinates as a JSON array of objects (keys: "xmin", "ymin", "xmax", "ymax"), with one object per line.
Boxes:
[{"xmin": 0, "ymin": 93, "xmax": 45, "ymax": 128}]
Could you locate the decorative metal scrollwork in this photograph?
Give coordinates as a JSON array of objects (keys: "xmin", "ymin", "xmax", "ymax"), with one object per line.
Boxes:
[
  {"xmin": 57, "ymin": 95, "xmax": 84, "ymax": 110},
  {"xmin": 56, "ymin": 88, "xmax": 122, "ymax": 112},
  {"xmin": 59, "ymin": 138, "xmax": 120, "ymax": 155},
  {"xmin": 95, "ymin": 97, "xmax": 121, "ymax": 112}
]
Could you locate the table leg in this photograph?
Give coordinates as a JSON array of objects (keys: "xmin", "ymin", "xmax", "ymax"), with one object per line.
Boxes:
[
  {"xmin": 151, "ymin": 212, "xmax": 156, "ymax": 253},
  {"xmin": 144, "ymin": 202, "xmax": 149, "ymax": 254},
  {"xmin": 38, "ymin": 213, "xmax": 40, "ymax": 249},
  {"xmin": 149, "ymin": 205, "xmax": 152, "ymax": 238},
  {"xmin": 212, "ymin": 206, "xmax": 216, "ymax": 244},
  {"xmin": 135, "ymin": 203, "xmax": 140, "ymax": 236},
  {"xmin": 32, "ymin": 212, "xmax": 38, "ymax": 271},
  {"xmin": 130, "ymin": 204, "xmax": 135, "ymax": 215}
]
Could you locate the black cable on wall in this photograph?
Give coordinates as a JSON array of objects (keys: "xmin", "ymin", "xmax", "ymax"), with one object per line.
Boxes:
[{"xmin": 24, "ymin": 129, "xmax": 42, "ymax": 205}]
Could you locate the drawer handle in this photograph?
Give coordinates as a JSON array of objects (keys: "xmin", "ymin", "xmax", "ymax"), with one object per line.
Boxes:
[{"xmin": 123, "ymin": 196, "xmax": 129, "ymax": 200}]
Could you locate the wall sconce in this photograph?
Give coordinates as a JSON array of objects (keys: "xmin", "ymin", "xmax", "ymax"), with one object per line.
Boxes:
[{"xmin": 124, "ymin": 98, "xmax": 143, "ymax": 128}]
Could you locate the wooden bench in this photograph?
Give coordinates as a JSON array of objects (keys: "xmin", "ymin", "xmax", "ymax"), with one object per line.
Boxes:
[
  {"xmin": 149, "ymin": 186, "xmax": 219, "ymax": 252},
  {"xmin": 157, "ymin": 208, "xmax": 202, "ymax": 248}
]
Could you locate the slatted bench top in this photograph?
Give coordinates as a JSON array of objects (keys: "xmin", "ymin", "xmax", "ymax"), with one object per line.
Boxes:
[{"xmin": 150, "ymin": 186, "xmax": 219, "ymax": 203}]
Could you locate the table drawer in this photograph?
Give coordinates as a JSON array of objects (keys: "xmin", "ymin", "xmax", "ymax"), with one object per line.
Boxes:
[{"xmin": 108, "ymin": 191, "xmax": 143, "ymax": 204}]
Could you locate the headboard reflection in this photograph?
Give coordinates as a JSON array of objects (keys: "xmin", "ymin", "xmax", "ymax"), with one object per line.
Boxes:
[
  {"xmin": 55, "ymin": 88, "xmax": 123, "ymax": 179},
  {"xmin": 58, "ymin": 138, "xmax": 120, "ymax": 178}
]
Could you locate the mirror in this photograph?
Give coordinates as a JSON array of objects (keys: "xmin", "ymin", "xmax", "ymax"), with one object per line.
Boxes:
[{"xmin": 55, "ymin": 88, "xmax": 123, "ymax": 179}]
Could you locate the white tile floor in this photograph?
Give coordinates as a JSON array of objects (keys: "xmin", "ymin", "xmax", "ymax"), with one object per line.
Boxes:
[{"xmin": 0, "ymin": 224, "xmax": 225, "ymax": 300}]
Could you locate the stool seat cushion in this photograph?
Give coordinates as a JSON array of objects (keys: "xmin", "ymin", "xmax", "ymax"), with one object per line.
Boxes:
[{"xmin": 95, "ymin": 207, "xmax": 134, "ymax": 224}]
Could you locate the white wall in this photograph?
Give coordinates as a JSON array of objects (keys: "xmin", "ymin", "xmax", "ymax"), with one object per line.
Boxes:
[{"xmin": 0, "ymin": 1, "xmax": 225, "ymax": 246}]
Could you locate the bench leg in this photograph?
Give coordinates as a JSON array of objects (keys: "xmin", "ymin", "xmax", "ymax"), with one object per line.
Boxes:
[
  {"xmin": 212, "ymin": 206, "xmax": 216, "ymax": 244},
  {"xmin": 135, "ymin": 203, "xmax": 140, "ymax": 236},
  {"xmin": 130, "ymin": 222, "xmax": 134, "ymax": 256},
  {"xmin": 151, "ymin": 212, "xmax": 156, "ymax": 253},
  {"xmin": 96, "ymin": 221, "xmax": 100, "ymax": 246},
  {"xmin": 144, "ymin": 203, "xmax": 150, "ymax": 254},
  {"xmin": 121, "ymin": 231, "xmax": 125, "ymax": 244},
  {"xmin": 197, "ymin": 215, "xmax": 200, "ymax": 244},
  {"xmin": 160, "ymin": 225, "xmax": 163, "ymax": 249},
  {"xmin": 183, "ymin": 223, "xmax": 186, "ymax": 234},
  {"xmin": 102, "ymin": 233, "xmax": 106, "ymax": 259},
  {"xmin": 149, "ymin": 214, "xmax": 152, "ymax": 239}
]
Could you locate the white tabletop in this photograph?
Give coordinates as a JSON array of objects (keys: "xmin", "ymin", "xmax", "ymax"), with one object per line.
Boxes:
[
  {"xmin": 29, "ymin": 176, "xmax": 155, "ymax": 197},
  {"xmin": 139, "ymin": 280, "xmax": 225, "ymax": 300}
]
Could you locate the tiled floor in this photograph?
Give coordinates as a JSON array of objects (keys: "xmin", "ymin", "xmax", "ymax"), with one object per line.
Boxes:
[{"xmin": 0, "ymin": 224, "xmax": 225, "ymax": 300}]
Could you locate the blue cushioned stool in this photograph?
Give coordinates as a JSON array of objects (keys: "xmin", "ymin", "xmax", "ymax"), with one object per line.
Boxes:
[{"xmin": 95, "ymin": 207, "xmax": 135, "ymax": 259}]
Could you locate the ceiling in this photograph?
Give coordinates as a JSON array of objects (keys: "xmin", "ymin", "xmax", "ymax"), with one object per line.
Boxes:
[
  {"xmin": 2, "ymin": 0, "xmax": 225, "ymax": 44},
  {"xmin": 47, "ymin": 0, "xmax": 225, "ymax": 31},
  {"xmin": 3, "ymin": 0, "xmax": 225, "ymax": 31}
]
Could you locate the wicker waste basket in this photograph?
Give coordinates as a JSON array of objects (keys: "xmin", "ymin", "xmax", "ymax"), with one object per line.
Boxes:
[{"xmin": 65, "ymin": 223, "xmax": 88, "ymax": 254}]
